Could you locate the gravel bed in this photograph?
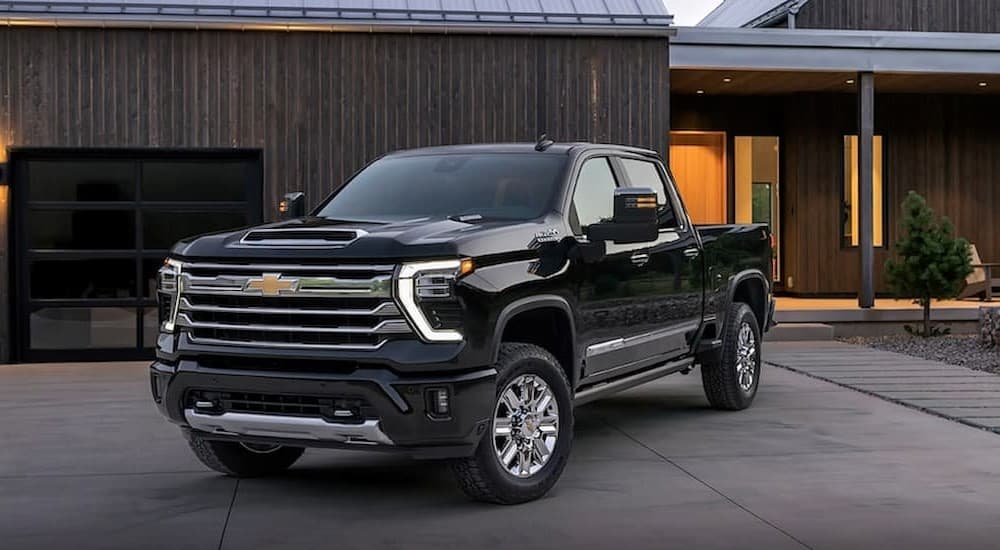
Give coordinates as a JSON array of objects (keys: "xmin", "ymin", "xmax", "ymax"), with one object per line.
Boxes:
[{"xmin": 840, "ymin": 335, "xmax": 1000, "ymax": 374}]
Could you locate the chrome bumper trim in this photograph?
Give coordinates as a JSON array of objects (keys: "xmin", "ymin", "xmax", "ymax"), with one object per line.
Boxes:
[{"xmin": 185, "ymin": 410, "xmax": 395, "ymax": 446}]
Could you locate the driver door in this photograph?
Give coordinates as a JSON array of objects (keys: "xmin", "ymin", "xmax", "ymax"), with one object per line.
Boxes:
[{"xmin": 570, "ymin": 156, "xmax": 652, "ymax": 379}]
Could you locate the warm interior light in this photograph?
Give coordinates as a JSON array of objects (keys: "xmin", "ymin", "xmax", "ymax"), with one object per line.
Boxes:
[
  {"xmin": 696, "ymin": 89, "xmax": 705, "ymax": 94},
  {"xmin": 722, "ymin": 77, "xmax": 732, "ymax": 83},
  {"xmin": 844, "ymin": 136, "xmax": 884, "ymax": 247},
  {"xmin": 846, "ymin": 79, "xmax": 856, "ymax": 85},
  {"xmin": 979, "ymin": 81, "xmax": 988, "ymax": 87}
]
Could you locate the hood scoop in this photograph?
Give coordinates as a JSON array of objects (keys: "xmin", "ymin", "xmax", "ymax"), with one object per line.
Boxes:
[{"xmin": 239, "ymin": 228, "xmax": 366, "ymax": 248}]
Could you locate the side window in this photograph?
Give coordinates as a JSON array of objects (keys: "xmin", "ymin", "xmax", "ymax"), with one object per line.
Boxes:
[
  {"xmin": 570, "ymin": 158, "xmax": 618, "ymax": 234},
  {"xmin": 620, "ymin": 158, "xmax": 680, "ymax": 229}
]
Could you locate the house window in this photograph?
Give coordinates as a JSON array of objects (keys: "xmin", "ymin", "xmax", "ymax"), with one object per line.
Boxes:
[{"xmin": 843, "ymin": 135, "xmax": 884, "ymax": 247}]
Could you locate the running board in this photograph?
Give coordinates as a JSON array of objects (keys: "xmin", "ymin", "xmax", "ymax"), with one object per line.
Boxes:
[{"xmin": 574, "ymin": 358, "xmax": 695, "ymax": 406}]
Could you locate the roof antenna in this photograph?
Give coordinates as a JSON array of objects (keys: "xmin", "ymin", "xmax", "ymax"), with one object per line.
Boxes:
[{"xmin": 535, "ymin": 133, "xmax": 555, "ymax": 151}]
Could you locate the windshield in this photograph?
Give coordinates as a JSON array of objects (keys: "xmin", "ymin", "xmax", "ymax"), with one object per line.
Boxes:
[{"xmin": 316, "ymin": 153, "xmax": 567, "ymax": 222}]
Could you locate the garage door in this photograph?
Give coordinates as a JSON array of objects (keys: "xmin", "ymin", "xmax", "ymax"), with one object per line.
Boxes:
[{"xmin": 10, "ymin": 149, "xmax": 263, "ymax": 362}]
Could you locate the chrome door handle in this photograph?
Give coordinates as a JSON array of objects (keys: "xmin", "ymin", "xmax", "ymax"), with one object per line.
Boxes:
[
  {"xmin": 683, "ymin": 247, "xmax": 700, "ymax": 259},
  {"xmin": 631, "ymin": 253, "xmax": 650, "ymax": 267}
]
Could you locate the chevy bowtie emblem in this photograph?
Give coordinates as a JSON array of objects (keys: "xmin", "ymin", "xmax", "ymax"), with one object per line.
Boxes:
[{"xmin": 245, "ymin": 273, "xmax": 298, "ymax": 296}]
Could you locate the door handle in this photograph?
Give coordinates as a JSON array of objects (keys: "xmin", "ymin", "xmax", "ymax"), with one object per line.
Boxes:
[
  {"xmin": 683, "ymin": 247, "xmax": 700, "ymax": 259},
  {"xmin": 630, "ymin": 252, "xmax": 650, "ymax": 267}
]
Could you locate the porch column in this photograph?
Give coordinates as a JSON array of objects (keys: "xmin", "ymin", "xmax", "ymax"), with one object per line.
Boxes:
[{"xmin": 857, "ymin": 72, "xmax": 876, "ymax": 309}]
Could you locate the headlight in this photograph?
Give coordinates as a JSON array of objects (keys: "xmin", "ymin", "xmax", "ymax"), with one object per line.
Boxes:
[
  {"xmin": 396, "ymin": 259, "xmax": 473, "ymax": 342},
  {"xmin": 158, "ymin": 258, "xmax": 183, "ymax": 332}
]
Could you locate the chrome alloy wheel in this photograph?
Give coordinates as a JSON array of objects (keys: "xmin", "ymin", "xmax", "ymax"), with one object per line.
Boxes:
[
  {"xmin": 492, "ymin": 374, "xmax": 560, "ymax": 478},
  {"xmin": 735, "ymin": 321, "xmax": 757, "ymax": 392}
]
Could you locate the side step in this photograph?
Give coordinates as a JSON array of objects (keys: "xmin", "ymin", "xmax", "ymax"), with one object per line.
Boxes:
[
  {"xmin": 765, "ymin": 322, "xmax": 835, "ymax": 341},
  {"xmin": 574, "ymin": 358, "xmax": 694, "ymax": 406}
]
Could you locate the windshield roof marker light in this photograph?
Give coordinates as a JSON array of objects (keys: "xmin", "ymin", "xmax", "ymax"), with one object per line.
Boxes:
[{"xmin": 397, "ymin": 260, "xmax": 465, "ymax": 343}]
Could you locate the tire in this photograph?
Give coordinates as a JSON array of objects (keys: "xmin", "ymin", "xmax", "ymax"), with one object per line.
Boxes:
[
  {"xmin": 701, "ymin": 302, "xmax": 762, "ymax": 411},
  {"xmin": 187, "ymin": 433, "xmax": 304, "ymax": 477},
  {"xmin": 451, "ymin": 343, "xmax": 574, "ymax": 504}
]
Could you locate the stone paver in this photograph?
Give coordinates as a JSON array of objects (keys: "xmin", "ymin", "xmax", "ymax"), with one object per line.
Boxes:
[{"xmin": 766, "ymin": 341, "xmax": 1000, "ymax": 433}]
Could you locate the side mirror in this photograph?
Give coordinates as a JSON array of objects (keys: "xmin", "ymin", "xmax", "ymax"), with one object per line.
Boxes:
[
  {"xmin": 585, "ymin": 187, "xmax": 659, "ymax": 244},
  {"xmin": 278, "ymin": 192, "xmax": 306, "ymax": 219}
]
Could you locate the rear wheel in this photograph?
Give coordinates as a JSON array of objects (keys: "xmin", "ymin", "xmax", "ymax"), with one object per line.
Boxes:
[
  {"xmin": 701, "ymin": 302, "xmax": 762, "ymax": 411},
  {"xmin": 452, "ymin": 343, "xmax": 573, "ymax": 504},
  {"xmin": 187, "ymin": 433, "xmax": 305, "ymax": 477}
]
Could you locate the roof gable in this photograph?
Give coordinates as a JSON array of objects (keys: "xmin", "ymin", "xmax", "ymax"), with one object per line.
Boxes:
[{"xmin": 699, "ymin": 0, "xmax": 802, "ymax": 27}]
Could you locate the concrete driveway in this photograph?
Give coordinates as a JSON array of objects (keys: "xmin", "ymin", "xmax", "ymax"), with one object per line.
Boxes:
[{"xmin": 3, "ymin": 343, "xmax": 1000, "ymax": 549}]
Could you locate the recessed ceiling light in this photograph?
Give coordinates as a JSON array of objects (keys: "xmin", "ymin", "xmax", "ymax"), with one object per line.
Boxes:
[
  {"xmin": 696, "ymin": 89, "xmax": 705, "ymax": 94},
  {"xmin": 723, "ymin": 77, "xmax": 733, "ymax": 83},
  {"xmin": 846, "ymin": 79, "xmax": 856, "ymax": 85},
  {"xmin": 979, "ymin": 81, "xmax": 988, "ymax": 87}
]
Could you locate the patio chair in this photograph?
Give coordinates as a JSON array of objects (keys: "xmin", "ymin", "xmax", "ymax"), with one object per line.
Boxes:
[{"xmin": 959, "ymin": 244, "xmax": 1000, "ymax": 301}]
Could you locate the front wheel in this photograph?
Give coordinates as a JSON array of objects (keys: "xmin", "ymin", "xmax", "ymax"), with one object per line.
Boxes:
[
  {"xmin": 451, "ymin": 343, "xmax": 574, "ymax": 504},
  {"xmin": 187, "ymin": 433, "xmax": 305, "ymax": 477},
  {"xmin": 701, "ymin": 302, "xmax": 762, "ymax": 411}
]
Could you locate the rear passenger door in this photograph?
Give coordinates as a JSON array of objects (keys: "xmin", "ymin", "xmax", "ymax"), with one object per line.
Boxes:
[{"xmin": 616, "ymin": 156, "xmax": 704, "ymax": 359}]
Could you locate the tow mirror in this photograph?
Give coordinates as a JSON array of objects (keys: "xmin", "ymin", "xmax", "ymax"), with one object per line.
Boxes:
[
  {"xmin": 585, "ymin": 187, "xmax": 659, "ymax": 244},
  {"xmin": 278, "ymin": 192, "xmax": 306, "ymax": 219}
]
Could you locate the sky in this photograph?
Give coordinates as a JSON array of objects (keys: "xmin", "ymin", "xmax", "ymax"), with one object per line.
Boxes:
[{"xmin": 666, "ymin": 0, "xmax": 725, "ymax": 26}]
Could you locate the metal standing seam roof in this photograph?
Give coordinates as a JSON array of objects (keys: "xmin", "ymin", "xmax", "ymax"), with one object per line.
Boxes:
[
  {"xmin": 698, "ymin": 0, "xmax": 804, "ymax": 28},
  {"xmin": 0, "ymin": 0, "xmax": 674, "ymax": 35}
]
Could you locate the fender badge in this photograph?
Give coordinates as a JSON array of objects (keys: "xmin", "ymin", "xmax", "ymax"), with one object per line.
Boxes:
[{"xmin": 531, "ymin": 228, "xmax": 560, "ymax": 246}]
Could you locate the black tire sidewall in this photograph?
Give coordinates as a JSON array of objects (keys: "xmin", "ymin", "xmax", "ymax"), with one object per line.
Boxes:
[
  {"xmin": 474, "ymin": 345, "xmax": 574, "ymax": 497},
  {"xmin": 188, "ymin": 434, "xmax": 305, "ymax": 477},
  {"xmin": 727, "ymin": 303, "xmax": 762, "ymax": 407},
  {"xmin": 701, "ymin": 302, "xmax": 762, "ymax": 411}
]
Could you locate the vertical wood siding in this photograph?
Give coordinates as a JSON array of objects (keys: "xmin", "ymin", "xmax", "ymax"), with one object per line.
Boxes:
[
  {"xmin": 0, "ymin": 27, "xmax": 671, "ymax": 213},
  {"xmin": 797, "ymin": 0, "xmax": 1000, "ymax": 32},
  {"xmin": 673, "ymin": 92, "xmax": 1000, "ymax": 295}
]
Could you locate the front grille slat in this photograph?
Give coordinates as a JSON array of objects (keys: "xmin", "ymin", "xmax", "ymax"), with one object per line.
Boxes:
[{"xmin": 177, "ymin": 262, "xmax": 412, "ymax": 350}]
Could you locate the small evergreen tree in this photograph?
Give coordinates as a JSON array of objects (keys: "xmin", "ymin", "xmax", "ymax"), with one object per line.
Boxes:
[{"xmin": 885, "ymin": 191, "xmax": 972, "ymax": 337}]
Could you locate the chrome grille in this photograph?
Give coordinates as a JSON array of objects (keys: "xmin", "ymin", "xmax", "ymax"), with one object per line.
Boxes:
[{"xmin": 175, "ymin": 263, "xmax": 410, "ymax": 350}]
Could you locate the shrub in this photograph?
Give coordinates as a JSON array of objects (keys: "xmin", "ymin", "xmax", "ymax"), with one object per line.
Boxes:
[{"xmin": 885, "ymin": 191, "xmax": 972, "ymax": 337}]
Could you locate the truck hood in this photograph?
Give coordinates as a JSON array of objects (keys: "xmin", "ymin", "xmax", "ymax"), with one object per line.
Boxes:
[{"xmin": 170, "ymin": 215, "xmax": 560, "ymax": 262}]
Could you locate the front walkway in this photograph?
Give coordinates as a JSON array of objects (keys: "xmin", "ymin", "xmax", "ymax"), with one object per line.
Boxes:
[
  {"xmin": 774, "ymin": 297, "xmax": 982, "ymax": 324},
  {"xmin": 767, "ymin": 341, "xmax": 1000, "ymax": 432}
]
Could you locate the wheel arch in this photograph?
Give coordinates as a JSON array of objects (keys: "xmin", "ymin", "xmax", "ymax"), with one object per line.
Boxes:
[
  {"xmin": 492, "ymin": 296, "xmax": 578, "ymax": 389},
  {"xmin": 727, "ymin": 270, "xmax": 770, "ymax": 334}
]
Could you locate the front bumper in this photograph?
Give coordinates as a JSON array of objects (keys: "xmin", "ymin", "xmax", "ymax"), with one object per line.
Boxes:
[{"xmin": 150, "ymin": 359, "xmax": 496, "ymax": 459}]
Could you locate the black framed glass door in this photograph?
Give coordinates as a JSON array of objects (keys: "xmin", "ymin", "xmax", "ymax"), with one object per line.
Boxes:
[{"xmin": 10, "ymin": 149, "xmax": 263, "ymax": 362}]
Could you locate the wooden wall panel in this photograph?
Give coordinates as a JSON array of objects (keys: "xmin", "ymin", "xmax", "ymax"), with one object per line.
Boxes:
[
  {"xmin": 797, "ymin": 0, "xmax": 1000, "ymax": 33},
  {"xmin": 673, "ymin": 91, "xmax": 1000, "ymax": 295},
  {"xmin": 0, "ymin": 27, "xmax": 670, "ymax": 213}
]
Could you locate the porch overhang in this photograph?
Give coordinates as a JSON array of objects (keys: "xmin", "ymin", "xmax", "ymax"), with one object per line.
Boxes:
[{"xmin": 672, "ymin": 27, "xmax": 1000, "ymax": 75}]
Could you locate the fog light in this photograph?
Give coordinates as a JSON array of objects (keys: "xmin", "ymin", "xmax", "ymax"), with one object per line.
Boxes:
[{"xmin": 426, "ymin": 388, "xmax": 450, "ymax": 417}]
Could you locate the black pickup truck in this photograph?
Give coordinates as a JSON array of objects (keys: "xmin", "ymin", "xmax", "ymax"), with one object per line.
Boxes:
[{"xmin": 150, "ymin": 142, "xmax": 774, "ymax": 504}]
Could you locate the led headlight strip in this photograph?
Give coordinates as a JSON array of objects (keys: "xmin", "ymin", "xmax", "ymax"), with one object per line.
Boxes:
[
  {"xmin": 396, "ymin": 259, "xmax": 467, "ymax": 342},
  {"xmin": 160, "ymin": 258, "xmax": 184, "ymax": 333}
]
